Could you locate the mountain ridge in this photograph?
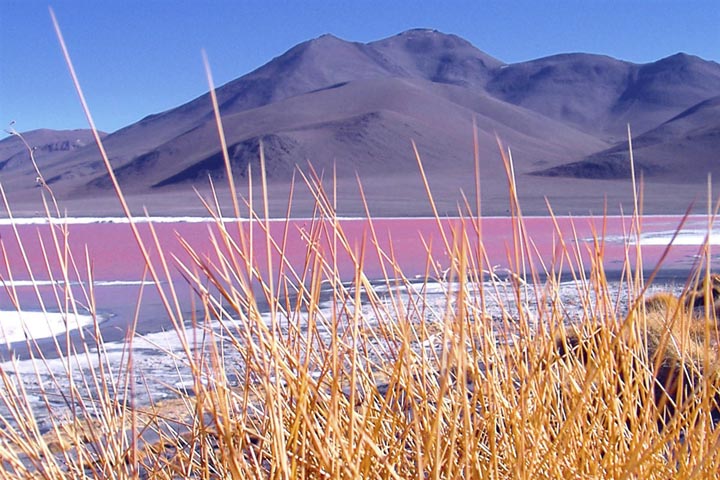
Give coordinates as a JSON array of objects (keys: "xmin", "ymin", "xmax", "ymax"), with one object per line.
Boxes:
[
  {"xmin": 2, "ymin": 29, "xmax": 718, "ymax": 216},
  {"xmin": 532, "ymin": 95, "xmax": 720, "ymax": 182}
]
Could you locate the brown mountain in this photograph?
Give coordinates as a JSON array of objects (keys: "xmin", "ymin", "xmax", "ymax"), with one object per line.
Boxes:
[{"xmin": 2, "ymin": 29, "xmax": 719, "ymax": 216}]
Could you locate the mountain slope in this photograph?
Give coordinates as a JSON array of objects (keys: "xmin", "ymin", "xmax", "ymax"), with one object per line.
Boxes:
[
  {"xmin": 79, "ymin": 76, "xmax": 607, "ymax": 193},
  {"xmin": 487, "ymin": 52, "xmax": 720, "ymax": 140},
  {"xmin": 532, "ymin": 95, "xmax": 720, "ymax": 181},
  {"xmin": 0, "ymin": 129, "xmax": 106, "ymax": 177}
]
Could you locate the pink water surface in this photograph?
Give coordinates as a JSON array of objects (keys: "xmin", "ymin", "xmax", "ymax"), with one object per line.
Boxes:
[
  {"xmin": 0, "ymin": 215, "xmax": 712, "ymax": 285},
  {"xmin": 0, "ymin": 215, "xmax": 714, "ymax": 352}
]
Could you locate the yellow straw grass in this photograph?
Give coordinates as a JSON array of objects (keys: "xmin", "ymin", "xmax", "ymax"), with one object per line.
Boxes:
[{"xmin": 0, "ymin": 9, "xmax": 717, "ymax": 479}]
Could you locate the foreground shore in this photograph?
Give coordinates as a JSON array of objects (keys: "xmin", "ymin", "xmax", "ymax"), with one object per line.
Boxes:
[{"xmin": 2, "ymin": 275, "xmax": 687, "ymax": 435}]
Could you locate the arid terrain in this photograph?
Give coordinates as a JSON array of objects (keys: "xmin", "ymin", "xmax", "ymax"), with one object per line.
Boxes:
[{"xmin": 1, "ymin": 29, "xmax": 719, "ymax": 217}]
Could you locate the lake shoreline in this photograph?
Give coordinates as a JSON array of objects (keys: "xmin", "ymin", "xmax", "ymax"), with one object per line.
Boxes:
[{"xmin": 0, "ymin": 274, "xmax": 690, "ymax": 435}]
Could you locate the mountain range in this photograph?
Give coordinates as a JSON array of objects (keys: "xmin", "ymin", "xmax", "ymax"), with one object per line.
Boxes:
[{"xmin": 2, "ymin": 29, "xmax": 719, "ymax": 216}]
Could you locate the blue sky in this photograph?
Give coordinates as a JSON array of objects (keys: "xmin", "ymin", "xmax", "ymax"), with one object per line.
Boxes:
[{"xmin": 1, "ymin": 1, "xmax": 718, "ymax": 137}]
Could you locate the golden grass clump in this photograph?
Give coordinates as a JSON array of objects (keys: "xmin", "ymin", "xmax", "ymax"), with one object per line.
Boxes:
[{"xmin": 0, "ymin": 10, "xmax": 719, "ymax": 478}]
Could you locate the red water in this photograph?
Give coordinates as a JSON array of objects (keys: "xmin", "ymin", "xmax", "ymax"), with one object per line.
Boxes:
[
  {"xmin": 0, "ymin": 215, "xmax": 714, "ymax": 351},
  {"xmin": 0, "ymin": 215, "xmax": 712, "ymax": 284}
]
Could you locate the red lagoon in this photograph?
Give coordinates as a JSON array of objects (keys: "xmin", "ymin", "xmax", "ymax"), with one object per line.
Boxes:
[
  {"xmin": 0, "ymin": 215, "xmax": 716, "ymax": 355},
  {"xmin": 0, "ymin": 215, "xmax": 714, "ymax": 285}
]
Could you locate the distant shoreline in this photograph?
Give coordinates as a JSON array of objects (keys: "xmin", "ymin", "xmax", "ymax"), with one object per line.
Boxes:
[{"xmin": 0, "ymin": 213, "xmax": 715, "ymax": 224}]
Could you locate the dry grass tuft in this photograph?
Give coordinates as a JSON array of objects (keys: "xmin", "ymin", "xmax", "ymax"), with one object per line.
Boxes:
[{"xmin": 0, "ymin": 11, "xmax": 718, "ymax": 478}]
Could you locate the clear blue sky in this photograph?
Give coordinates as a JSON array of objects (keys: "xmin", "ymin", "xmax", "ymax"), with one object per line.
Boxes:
[{"xmin": 1, "ymin": 1, "xmax": 718, "ymax": 138}]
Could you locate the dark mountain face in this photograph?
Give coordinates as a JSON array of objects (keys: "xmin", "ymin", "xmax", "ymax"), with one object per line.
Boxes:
[{"xmin": 3, "ymin": 30, "xmax": 719, "ymax": 216}]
